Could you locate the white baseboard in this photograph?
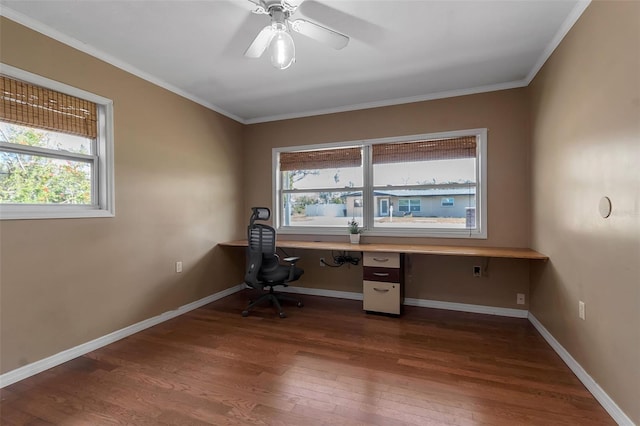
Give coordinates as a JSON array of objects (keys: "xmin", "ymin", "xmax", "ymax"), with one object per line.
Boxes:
[
  {"xmin": 404, "ymin": 297, "xmax": 528, "ymax": 318},
  {"xmin": 279, "ymin": 285, "xmax": 363, "ymax": 301},
  {"xmin": 0, "ymin": 283, "xmax": 246, "ymax": 389},
  {"xmin": 281, "ymin": 286, "xmax": 527, "ymax": 318},
  {"xmin": 528, "ymin": 313, "xmax": 633, "ymax": 426}
]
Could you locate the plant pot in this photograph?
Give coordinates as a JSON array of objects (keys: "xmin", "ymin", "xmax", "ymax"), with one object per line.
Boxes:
[{"xmin": 349, "ymin": 233, "xmax": 360, "ymax": 244}]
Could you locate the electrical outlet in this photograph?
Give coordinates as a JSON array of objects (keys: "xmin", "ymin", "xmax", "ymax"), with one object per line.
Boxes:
[
  {"xmin": 579, "ymin": 301, "xmax": 586, "ymax": 320},
  {"xmin": 176, "ymin": 261, "xmax": 183, "ymax": 273},
  {"xmin": 473, "ymin": 265, "xmax": 482, "ymax": 277},
  {"xmin": 517, "ymin": 293, "xmax": 525, "ymax": 305},
  {"xmin": 319, "ymin": 257, "xmax": 325, "ymax": 267}
]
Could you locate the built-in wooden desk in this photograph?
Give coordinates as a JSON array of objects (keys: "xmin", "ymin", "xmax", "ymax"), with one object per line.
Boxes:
[
  {"xmin": 220, "ymin": 239, "xmax": 547, "ymax": 316},
  {"xmin": 219, "ymin": 239, "xmax": 548, "ymax": 261}
]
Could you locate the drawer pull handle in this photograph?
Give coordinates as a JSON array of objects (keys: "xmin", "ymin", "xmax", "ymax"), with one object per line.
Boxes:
[
  {"xmin": 372, "ymin": 272, "xmax": 390, "ymax": 277},
  {"xmin": 373, "ymin": 258, "xmax": 389, "ymax": 262},
  {"xmin": 373, "ymin": 288, "xmax": 389, "ymax": 292}
]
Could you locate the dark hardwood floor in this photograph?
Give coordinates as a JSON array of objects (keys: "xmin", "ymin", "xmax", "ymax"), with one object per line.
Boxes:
[{"xmin": 1, "ymin": 290, "xmax": 615, "ymax": 425}]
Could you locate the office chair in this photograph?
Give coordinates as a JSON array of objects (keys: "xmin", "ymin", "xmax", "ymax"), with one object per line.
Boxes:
[{"xmin": 242, "ymin": 207, "xmax": 304, "ymax": 318}]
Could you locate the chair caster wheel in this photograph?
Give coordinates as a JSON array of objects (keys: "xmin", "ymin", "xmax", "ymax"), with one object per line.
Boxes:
[
  {"xmin": 279, "ymin": 312, "xmax": 287, "ymax": 318},
  {"xmin": 242, "ymin": 311, "xmax": 249, "ymax": 317},
  {"xmin": 297, "ymin": 302, "xmax": 304, "ymax": 308}
]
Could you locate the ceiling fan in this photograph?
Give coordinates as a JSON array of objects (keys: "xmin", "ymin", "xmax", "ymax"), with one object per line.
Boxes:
[{"xmin": 244, "ymin": 0, "xmax": 350, "ymax": 70}]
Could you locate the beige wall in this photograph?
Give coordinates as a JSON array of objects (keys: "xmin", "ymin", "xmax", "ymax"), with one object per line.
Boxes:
[
  {"xmin": 3, "ymin": 5, "xmax": 637, "ymax": 422},
  {"xmin": 528, "ymin": 2, "xmax": 640, "ymax": 423},
  {"xmin": 0, "ymin": 18, "xmax": 245, "ymax": 374},
  {"xmin": 244, "ymin": 89, "xmax": 533, "ymax": 308}
]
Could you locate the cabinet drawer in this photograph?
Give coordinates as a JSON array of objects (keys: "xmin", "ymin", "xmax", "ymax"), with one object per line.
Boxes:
[
  {"xmin": 363, "ymin": 281, "xmax": 400, "ymax": 315},
  {"xmin": 363, "ymin": 266, "xmax": 400, "ymax": 283},
  {"xmin": 363, "ymin": 252, "xmax": 400, "ymax": 268}
]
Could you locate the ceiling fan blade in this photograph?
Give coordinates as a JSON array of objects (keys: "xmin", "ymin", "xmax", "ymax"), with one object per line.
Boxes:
[
  {"xmin": 244, "ymin": 25, "xmax": 274, "ymax": 58},
  {"xmin": 283, "ymin": 0, "xmax": 306, "ymax": 13},
  {"xmin": 245, "ymin": 0, "xmax": 267, "ymax": 14},
  {"xmin": 290, "ymin": 19, "xmax": 349, "ymax": 50}
]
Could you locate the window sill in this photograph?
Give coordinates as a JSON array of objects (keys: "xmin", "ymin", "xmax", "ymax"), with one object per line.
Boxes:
[
  {"xmin": 0, "ymin": 205, "xmax": 115, "ymax": 220},
  {"xmin": 276, "ymin": 227, "xmax": 487, "ymax": 239}
]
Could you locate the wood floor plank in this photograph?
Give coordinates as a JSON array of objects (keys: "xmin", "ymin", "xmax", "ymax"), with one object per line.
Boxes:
[{"xmin": 1, "ymin": 290, "xmax": 615, "ymax": 425}]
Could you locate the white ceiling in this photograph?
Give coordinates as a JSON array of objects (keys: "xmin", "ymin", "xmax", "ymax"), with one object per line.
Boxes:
[{"xmin": 1, "ymin": 0, "xmax": 589, "ymax": 124}]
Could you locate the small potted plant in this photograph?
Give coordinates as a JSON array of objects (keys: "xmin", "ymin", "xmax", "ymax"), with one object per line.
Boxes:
[{"xmin": 348, "ymin": 218, "xmax": 362, "ymax": 244}]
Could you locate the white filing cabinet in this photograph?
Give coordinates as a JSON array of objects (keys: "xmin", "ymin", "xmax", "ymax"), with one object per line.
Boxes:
[{"xmin": 362, "ymin": 252, "xmax": 404, "ymax": 315}]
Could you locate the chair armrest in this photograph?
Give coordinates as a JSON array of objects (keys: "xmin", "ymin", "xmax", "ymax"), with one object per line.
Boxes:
[{"xmin": 284, "ymin": 257, "xmax": 301, "ymax": 282}]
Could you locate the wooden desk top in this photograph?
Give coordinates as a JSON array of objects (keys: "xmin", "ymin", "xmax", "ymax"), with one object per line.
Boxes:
[{"xmin": 219, "ymin": 240, "xmax": 548, "ymax": 261}]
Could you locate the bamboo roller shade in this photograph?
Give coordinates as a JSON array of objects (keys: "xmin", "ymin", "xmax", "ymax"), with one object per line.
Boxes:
[
  {"xmin": 373, "ymin": 136, "xmax": 477, "ymax": 164},
  {"xmin": 279, "ymin": 136, "xmax": 476, "ymax": 171},
  {"xmin": 280, "ymin": 147, "xmax": 362, "ymax": 171},
  {"xmin": 0, "ymin": 75, "xmax": 97, "ymax": 139}
]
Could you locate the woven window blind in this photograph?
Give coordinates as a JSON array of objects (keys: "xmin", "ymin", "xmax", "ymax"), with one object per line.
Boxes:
[
  {"xmin": 280, "ymin": 147, "xmax": 361, "ymax": 171},
  {"xmin": 372, "ymin": 136, "xmax": 477, "ymax": 164},
  {"xmin": 0, "ymin": 75, "xmax": 97, "ymax": 139}
]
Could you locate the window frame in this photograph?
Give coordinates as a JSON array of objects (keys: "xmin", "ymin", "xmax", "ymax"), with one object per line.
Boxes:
[
  {"xmin": 273, "ymin": 128, "xmax": 487, "ymax": 239},
  {"xmin": 0, "ymin": 64, "xmax": 115, "ymax": 220}
]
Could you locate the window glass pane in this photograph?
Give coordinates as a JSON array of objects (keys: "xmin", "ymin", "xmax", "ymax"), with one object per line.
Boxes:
[
  {"xmin": 373, "ymin": 149, "xmax": 477, "ymax": 230},
  {"xmin": 373, "ymin": 158, "xmax": 475, "ymax": 186},
  {"xmin": 280, "ymin": 191, "xmax": 362, "ymax": 227},
  {"xmin": 0, "ymin": 152, "xmax": 92, "ymax": 204},
  {"xmin": 0, "ymin": 122, "xmax": 92, "ymax": 155},
  {"xmin": 282, "ymin": 166, "xmax": 362, "ymax": 190}
]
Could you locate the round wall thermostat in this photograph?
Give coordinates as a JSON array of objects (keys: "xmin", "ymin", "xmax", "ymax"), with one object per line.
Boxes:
[{"xmin": 599, "ymin": 196, "xmax": 612, "ymax": 218}]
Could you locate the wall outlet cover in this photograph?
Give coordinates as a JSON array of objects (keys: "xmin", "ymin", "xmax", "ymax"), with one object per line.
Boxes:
[{"xmin": 473, "ymin": 265, "xmax": 482, "ymax": 277}]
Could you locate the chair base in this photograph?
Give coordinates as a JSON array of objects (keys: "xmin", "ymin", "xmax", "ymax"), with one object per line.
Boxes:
[{"xmin": 242, "ymin": 287, "xmax": 303, "ymax": 318}]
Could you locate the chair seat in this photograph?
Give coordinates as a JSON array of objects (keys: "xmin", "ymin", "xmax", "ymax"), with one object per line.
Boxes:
[{"xmin": 259, "ymin": 264, "xmax": 304, "ymax": 284}]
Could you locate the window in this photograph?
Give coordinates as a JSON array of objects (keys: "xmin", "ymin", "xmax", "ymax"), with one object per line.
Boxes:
[
  {"xmin": 398, "ymin": 199, "xmax": 421, "ymax": 213},
  {"xmin": 0, "ymin": 65, "xmax": 114, "ymax": 220},
  {"xmin": 275, "ymin": 146, "xmax": 363, "ymax": 228},
  {"xmin": 273, "ymin": 129, "xmax": 487, "ymax": 238},
  {"xmin": 441, "ymin": 197, "xmax": 455, "ymax": 207}
]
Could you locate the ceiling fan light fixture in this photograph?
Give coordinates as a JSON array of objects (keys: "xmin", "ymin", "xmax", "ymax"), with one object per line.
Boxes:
[
  {"xmin": 269, "ymin": 22, "xmax": 295, "ymax": 70},
  {"xmin": 244, "ymin": 0, "xmax": 348, "ymax": 70}
]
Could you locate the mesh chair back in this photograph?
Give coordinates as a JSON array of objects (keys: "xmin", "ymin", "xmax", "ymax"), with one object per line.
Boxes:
[
  {"xmin": 244, "ymin": 208, "xmax": 278, "ymax": 287},
  {"xmin": 248, "ymin": 224, "xmax": 276, "ymax": 257}
]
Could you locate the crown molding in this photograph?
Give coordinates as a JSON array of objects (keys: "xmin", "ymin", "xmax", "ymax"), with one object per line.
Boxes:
[
  {"xmin": 245, "ymin": 80, "xmax": 528, "ymax": 124},
  {"xmin": 0, "ymin": 6, "xmax": 245, "ymax": 124},
  {"xmin": 2, "ymin": 1, "xmax": 591, "ymax": 125},
  {"xmin": 524, "ymin": 0, "xmax": 591, "ymax": 84}
]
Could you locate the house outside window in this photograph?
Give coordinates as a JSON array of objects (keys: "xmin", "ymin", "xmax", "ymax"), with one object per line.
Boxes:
[
  {"xmin": 273, "ymin": 129, "xmax": 487, "ymax": 238},
  {"xmin": 0, "ymin": 65, "xmax": 114, "ymax": 220}
]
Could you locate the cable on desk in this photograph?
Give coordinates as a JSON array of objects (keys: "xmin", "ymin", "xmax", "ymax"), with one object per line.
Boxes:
[
  {"xmin": 324, "ymin": 251, "xmax": 361, "ymax": 267},
  {"xmin": 320, "ymin": 258, "xmax": 342, "ymax": 268}
]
